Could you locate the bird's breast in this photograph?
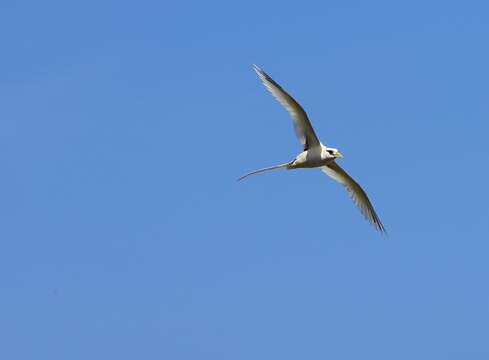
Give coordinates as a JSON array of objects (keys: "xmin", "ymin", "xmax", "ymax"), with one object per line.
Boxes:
[{"xmin": 291, "ymin": 148, "xmax": 330, "ymax": 169}]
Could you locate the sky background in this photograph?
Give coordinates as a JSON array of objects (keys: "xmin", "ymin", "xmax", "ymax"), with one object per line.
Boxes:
[{"xmin": 1, "ymin": 1, "xmax": 489, "ymax": 359}]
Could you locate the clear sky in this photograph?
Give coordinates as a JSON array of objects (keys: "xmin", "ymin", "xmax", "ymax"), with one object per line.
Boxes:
[{"xmin": 1, "ymin": 1, "xmax": 488, "ymax": 359}]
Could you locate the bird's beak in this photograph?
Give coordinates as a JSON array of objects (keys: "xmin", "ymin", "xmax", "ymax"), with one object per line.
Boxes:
[{"xmin": 335, "ymin": 151, "xmax": 343, "ymax": 158}]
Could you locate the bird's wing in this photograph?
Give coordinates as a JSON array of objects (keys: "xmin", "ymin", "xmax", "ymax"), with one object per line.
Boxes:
[
  {"xmin": 321, "ymin": 161, "xmax": 385, "ymax": 232},
  {"xmin": 253, "ymin": 65, "xmax": 321, "ymax": 150}
]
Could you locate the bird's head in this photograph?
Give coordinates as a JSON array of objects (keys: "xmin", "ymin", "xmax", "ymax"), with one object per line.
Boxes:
[{"xmin": 326, "ymin": 147, "xmax": 343, "ymax": 158}]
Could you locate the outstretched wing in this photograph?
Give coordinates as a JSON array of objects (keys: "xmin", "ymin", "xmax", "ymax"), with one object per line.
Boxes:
[
  {"xmin": 253, "ymin": 65, "xmax": 321, "ymax": 150},
  {"xmin": 321, "ymin": 162, "xmax": 385, "ymax": 232}
]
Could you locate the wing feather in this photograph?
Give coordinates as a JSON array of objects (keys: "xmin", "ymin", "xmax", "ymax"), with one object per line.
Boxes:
[
  {"xmin": 321, "ymin": 162, "xmax": 385, "ymax": 233},
  {"xmin": 253, "ymin": 65, "xmax": 321, "ymax": 150}
]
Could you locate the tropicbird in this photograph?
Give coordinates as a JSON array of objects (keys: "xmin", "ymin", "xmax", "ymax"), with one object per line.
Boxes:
[{"xmin": 239, "ymin": 65, "xmax": 385, "ymax": 233}]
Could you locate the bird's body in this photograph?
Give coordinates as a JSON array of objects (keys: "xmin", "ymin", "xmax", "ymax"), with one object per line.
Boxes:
[
  {"xmin": 290, "ymin": 145, "xmax": 336, "ymax": 169},
  {"xmin": 240, "ymin": 65, "xmax": 385, "ymax": 233}
]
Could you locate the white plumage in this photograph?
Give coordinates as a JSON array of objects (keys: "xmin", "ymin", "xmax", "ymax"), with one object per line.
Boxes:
[{"xmin": 239, "ymin": 65, "xmax": 385, "ymax": 233}]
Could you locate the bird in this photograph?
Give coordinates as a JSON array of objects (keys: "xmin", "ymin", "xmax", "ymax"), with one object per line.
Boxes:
[{"xmin": 239, "ymin": 65, "xmax": 385, "ymax": 233}]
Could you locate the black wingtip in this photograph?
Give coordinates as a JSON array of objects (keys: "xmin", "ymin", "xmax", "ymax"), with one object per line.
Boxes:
[{"xmin": 376, "ymin": 219, "xmax": 387, "ymax": 236}]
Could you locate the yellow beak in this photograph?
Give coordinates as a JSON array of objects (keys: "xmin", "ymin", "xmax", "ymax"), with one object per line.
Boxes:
[{"xmin": 335, "ymin": 151, "xmax": 343, "ymax": 158}]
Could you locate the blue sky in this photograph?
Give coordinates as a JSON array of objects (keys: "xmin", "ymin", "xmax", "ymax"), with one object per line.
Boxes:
[{"xmin": 1, "ymin": 1, "xmax": 489, "ymax": 359}]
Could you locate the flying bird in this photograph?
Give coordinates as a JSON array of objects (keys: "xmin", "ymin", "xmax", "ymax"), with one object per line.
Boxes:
[{"xmin": 239, "ymin": 65, "xmax": 385, "ymax": 232}]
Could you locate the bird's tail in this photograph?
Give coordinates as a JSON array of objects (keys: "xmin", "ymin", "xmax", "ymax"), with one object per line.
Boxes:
[{"xmin": 237, "ymin": 161, "xmax": 293, "ymax": 181}]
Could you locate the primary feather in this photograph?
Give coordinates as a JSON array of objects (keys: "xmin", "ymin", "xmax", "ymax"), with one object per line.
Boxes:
[
  {"xmin": 321, "ymin": 162, "xmax": 385, "ymax": 233},
  {"xmin": 253, "ymin": 65, "xmax": 321, "ymax": 150}
]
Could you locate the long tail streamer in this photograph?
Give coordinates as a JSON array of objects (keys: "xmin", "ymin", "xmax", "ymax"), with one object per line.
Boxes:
[{"xmin": 238, "ymin": 161, "xmax": 292, "ymax": 181}]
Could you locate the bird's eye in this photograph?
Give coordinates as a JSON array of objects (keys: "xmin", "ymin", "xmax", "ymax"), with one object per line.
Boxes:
[{"xmin": 327, "ymin": 150, "xmax": 334, "ymax": 154}]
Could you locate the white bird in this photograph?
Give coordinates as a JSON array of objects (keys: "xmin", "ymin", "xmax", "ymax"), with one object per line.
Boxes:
[{"xmin": 239, "ymin": 65, "xmax": 385, "ymax": 233}]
